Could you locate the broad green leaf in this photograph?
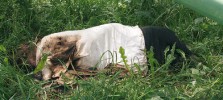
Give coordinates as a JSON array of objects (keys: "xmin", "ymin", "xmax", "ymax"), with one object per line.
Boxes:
[
  {"xmin": 4, "ymin": 57, "xmax": 8, "ymax": 65},
  {"xmin": 177, "ymin": 0, "xmax": 223, "ymax": 25},
  {"xmin": 119, "ymin": 46, "xmax": 126, "ymax": 59},
  {"xmin": 176, "ymin": 49, "xmax": 186, "ymax": 60},
  {"xmin": 33, "ymin": 54, "xmax": 48, "ymax": 74},
  {"xmin": 0, "ymin": 45, "xmax": 6, "ymax": 53},
  {"xmin": 191, "ymin": 68, "xmax": 200, "ymax": 75}
]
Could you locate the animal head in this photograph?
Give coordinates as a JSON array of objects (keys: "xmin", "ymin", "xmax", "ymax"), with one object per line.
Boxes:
[{"xmin": 36, "ymin": 33, "xmax": 81, "ymax": 80}]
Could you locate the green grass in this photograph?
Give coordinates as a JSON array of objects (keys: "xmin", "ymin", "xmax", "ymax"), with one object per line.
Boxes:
[{"xmin": 1, "ymin": 0, "xmax": 223, "ymax": 99}]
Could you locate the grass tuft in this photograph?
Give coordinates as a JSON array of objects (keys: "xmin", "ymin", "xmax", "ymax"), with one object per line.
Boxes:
[{"xmin": 0, "ymin": 0, "xmax": 223, "ymax": 99}]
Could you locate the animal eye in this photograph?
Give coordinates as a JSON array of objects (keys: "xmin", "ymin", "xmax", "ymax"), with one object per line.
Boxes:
[
  {"xmin": 64, "ymin": 46, "xmax": 75, "ymax": 55},
  {"xmin": 50, "ymin": 57, "xmax": 69, "ymax": 66},
  {"xmin": 50, "ymin": 58, "xmax": 60, "ymax": 65}
]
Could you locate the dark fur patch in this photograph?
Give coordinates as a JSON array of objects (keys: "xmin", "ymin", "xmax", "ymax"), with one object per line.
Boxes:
[{"xmin": 141, "ymin": 26, "xmax": 192, "ymax": 65}]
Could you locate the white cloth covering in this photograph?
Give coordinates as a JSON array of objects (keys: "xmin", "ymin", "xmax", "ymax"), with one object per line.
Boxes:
[{"xmin": 76, "ymin": 23, "xmax": 147, "ymax": 72}]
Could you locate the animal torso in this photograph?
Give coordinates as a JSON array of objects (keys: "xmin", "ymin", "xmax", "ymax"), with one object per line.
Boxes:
[
  {"xmin": 36, "ymin": 23, "xmax": 192, "ymax": 80},
  {"xmin": 36, "ymin": 23, "xmax": 148, "ymax": 80}
]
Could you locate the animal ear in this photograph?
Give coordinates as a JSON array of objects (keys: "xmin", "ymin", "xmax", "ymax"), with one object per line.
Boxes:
[
  {"xmin": 53, "ymin": 40, "xmax": 76, "ymax": 58},
  {"xmin": 64, "ymin": 45, "xmax": 76, "ymax": 55}
]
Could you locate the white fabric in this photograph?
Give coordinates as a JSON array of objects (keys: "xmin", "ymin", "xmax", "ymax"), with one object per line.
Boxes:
[{"xmin": 76, "ymin": 23, "xmax": 147, "ymax": 72}]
